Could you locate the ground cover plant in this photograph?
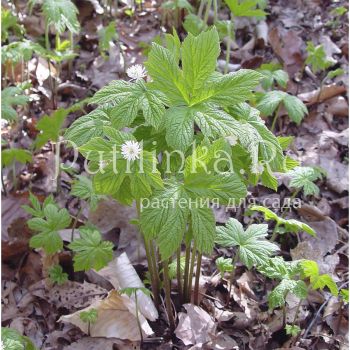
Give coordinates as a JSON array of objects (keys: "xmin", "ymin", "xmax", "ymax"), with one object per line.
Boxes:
[{"xmin": 1, "ymin": 0, "xmax": 349, "ymax": 349}]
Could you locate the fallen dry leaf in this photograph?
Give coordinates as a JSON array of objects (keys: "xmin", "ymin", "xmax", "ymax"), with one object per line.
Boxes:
[
  {"xmin": 175, "ymin": 304, "xmax": 216, "ymax": 346},
  {"xmin": 59, "ymin": 290, "xmax": 154, "ymax": 341},
  {"xmin": 298, "ymin": 84, "xmax": 347, "ymax": 105},
  {"xmin": 64, "ymin": 336, "xmax": 140, "ymax": 350}
]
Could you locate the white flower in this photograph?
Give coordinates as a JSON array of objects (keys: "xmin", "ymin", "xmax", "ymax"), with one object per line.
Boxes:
[
  {"xmin": 239, "ymin": 169, "xmax": 245, "ymax": 175},
  {"xmin": 225, "ymin": 135, "xmax": 238, "ymax": 146},
  {"xmin": 126, "ymin": 64, "xmax": 147, "ymax": 80},
  {"xmin": 121, "ymin": 141, "xmax": 142, "ymax": 161}
]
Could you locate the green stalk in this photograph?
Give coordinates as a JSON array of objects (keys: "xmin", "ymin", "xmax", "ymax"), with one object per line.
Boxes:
[
  {"xmin": 12, "ymin": 162, "xmax": 17, "ymax": 190},
  {"xmin": 224, "ymin": 19, "xmax": 233, "ymax": 74},
  {"xmin": 136, "ymin": 201, "xmax": 160, "ymax": 309},
  {"xmin": 203, "ymin": 0, "xmax": 212, "ymax": 25},
  {"xmin": 282, "ymin": 290, "xmax": 289, "ymax": 326},
  {"xmin": 187, "ymin": 241, "xmax": 197, "ymax": 302},
  {"xmin": 134, "ymin": 291, "xmax": 144, "ymax": 343},
  {"xmin": 271, "ymin": 102, "xmax": 282, "ymax": 133},
  {"xmin": 149, "ymin": 240, "xmax": 161, "ymax": 303},
  {"xmin": 193, "ymin": 251, "xmax": 202, "ymax": 305},
  {"xmin": 176, "ymin": 248, "xmax": 183, "ymax": 304},
  {"xmin": 226, "ymin": 252, "xmax": 239, "ymax": 305},
  {"xmin": 68, "ymin": 31, "xmax": 74, "ymax": 77},
  {"xmin": 198, "ymin": 0, "xmax": 205, "ymax": 17},
  {"xmin": 71, "ymin": 204, "xmax": 84, "ymax": 242},
  {"xmin": 163, "ymin": 259, "xmax": 175, "ymax": 332},
  {"xmin": 270, "ymin": 222, "xmax": 280, "ymax": 242},
  {"xmin": 1, "ymin": 171, "xmax": 7, "ymax": 196},
  {"xmin": 182, "ymin": 242, "xmax": 191, "ymax": 302},
  {"xmin": 213, "ymin": 0, "xmax": 218, "ymax": 23}
]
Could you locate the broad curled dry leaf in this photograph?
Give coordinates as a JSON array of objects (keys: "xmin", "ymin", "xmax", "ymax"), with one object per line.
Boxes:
[{"xmin": 59, "ymin": 290, "xmax": 154, "ymax": 341}]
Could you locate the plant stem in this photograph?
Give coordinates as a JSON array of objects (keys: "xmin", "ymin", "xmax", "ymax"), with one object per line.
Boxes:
[
  {"xmin": 291, "ymin": 297, "xmax": 303, "ymax": 326},
  {"xmin": 176, "ymin": 248, "xmax": 183, "ymax": 304},
  {"xmin": 227, "ymin": 252, "xmax": 239, "ymax": 305},
  {"xmin": 224, "ymin": 19, "xmax": 233, "ymax": 74},
  {"xmin": 270, "ymin": 223, "xmax": 280, "ymax": 242},
  {"xmin": 163, "ymin": 259, "xmax": 175, "ymax": 332},
  {"xmin": 187, "ymin": 240, "xmax": 197, "ymax": 302},
  {"xmin": 68, "ymin": 32, "xmax": 74, "ymax": 77},
  {"xmin": 198, "ymin": 0, "xmax": 205, "ymax": 18},
  {"xmin": 183, "ymin": 242, "xmax": 191, "ymax": 302},
  {"xmin": 213, "ymin": 0, "xmax": 218, "ymax": 23},
  {"xmin": 203, "ymin": 0, "xmax": 212, "ymax": 25},
  {"xmin": 282, "ymin": 291, "xmax": 289, "ymax": 327},
  {"xmin": 136, "ymin": 201, "xmax": 160, "ymax": 309},
  {"xmin": 134, "ymin": 291, "xmax": 144, "ymax": 343},
  {"xmin": 271, "ymin": 103, "xmax": 282, "ymax": 133},
  {"xmin": 12, "ymin": 162, "xmax": 17, "ymax": 190},
  {"xmin": 193, "ymin": 251, "xmax": 202, "ymax": 305},
  {"xmin": 149, "ymin": 240, "xmax": 161, "ymax": 304},
  {"xmin": 71, "ymin": 204, "xmax": 84, "ymax": 242}
]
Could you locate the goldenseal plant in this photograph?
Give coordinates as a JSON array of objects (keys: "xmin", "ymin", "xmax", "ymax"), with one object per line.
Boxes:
[{"xmin": 65, "ymin": 27, "xmax": 291, "ymax": 330}]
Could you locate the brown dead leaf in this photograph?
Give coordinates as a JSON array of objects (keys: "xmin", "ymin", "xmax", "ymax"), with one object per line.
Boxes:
[
  {"xmin": 65, "ymin": 337, "xmax": 140, "ymax": 350},
  {"xmin": 59, "ymin": 290, "xmax": 154, "ymax": 341},
  {"xmin": 175, "ymin": 304, "xmax": 216, "ymax": 346},
  {"xmin": 298, "ymin": 84, "xmax": 347, "ymax": 105},
  {"xmin": 268, "ymin": 27, "xmax": 304, "ymax": 76}
]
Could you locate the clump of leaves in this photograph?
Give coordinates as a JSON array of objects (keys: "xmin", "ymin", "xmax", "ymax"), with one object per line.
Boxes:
[
  {"xmin": 216, "ymin": 219, "xmax": 279, "ymax": 269},
  {"xmin": 98, "ymin": 21, "xmax": 118, "ymax": 59},
  {"xmin": 224, "ymin": 0, "xmax": 266, "ymax": 17},
  {"xmin": 248, "ymin": 205, "xmax": 316, "ymax": 239},
  {"xmin": 48, "ymin": 264, "xmax": 68, "ymax": 285},
  {"xmin": 28, "ymin": 203, "xmax": 71, "ymax": 254},
  {"xmin": 257, "ymin": 63, "xmax": 289, "ymax": 91},
  {"xmin": 1, "ymin": 8, "xmax": 25, "ymax": 42},
  {"xmin": 257, "ymin": 90, "xmax": 308, "ymax": 130},
  {"xmin": 287, "ymin": 166, "xmax": 324, "ymax": 197},
  {"xmin": 1, "ymin": 86, "xmax": 29, "ymax": 122},
  {"xmin": 119, "ymin": 287, "xmax": 152, "ymax": 297},
  {"xmin": 79, "ymin": 308, "xmax": 98, "ymax": 324},
  {"xmin": 68, "ymin": 225, "xmax": 114, "ymax": 271},
  {"xmin": 285, "ymin": 324, "xmax": 301, "ymax": 337},
  {"xmin": 305, "ymin": 42, "xmax": 333, "ymax": 74},
  {"xmin": 216, "ymin": 256, "xmax": 233, "ymax": 277},
  {"xmin": 1, "ymin": 327, "xmax": 37, "ymax": 350},
  {"xmin": 300, "ymin": 260, "xmax": 338, "ymax": 296},
  {"xmin": 1, "ymin": 148, "xmax": 32, "ymax": 168},
  {"xmin": 258, "ymin": 257, "xmax": 307, "ymax": 309}
]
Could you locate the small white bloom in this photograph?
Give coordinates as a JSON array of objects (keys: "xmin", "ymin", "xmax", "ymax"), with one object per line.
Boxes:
[
  {"xmin": 239, "ymin": 169, "xmax": 245, "ymax": 175},
  {"xmin": 121, "ymin": 141, "xmax": 142, "ymax": 161},
  {"xmin": 225, "ymin": 135, "xmax": 238, "ymax": 146},
  {"xmin": 126, "ymin": 64, "xmax": 147, "ymax": 80},
  {"xmin": 0, "ymin": 340, "xmax": 4, "ymax": 350}
]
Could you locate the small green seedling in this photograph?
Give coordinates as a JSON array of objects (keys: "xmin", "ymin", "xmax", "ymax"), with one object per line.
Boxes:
[
  {"xmin": 285, "ymin": 324, "xmax": 301, "ymax": 337},
  {"xmin": 79, "ymin": 308, "xmax": 98, "ymax": 335},
  {"xmin": 257, "ymin": 90, "xmax": 308, "ymax": 131},
  {"xmin": 306, "ymin": 42, "xmax": 333, "ymax": 74},
  {"xmin": 287, "ymin": 166, "xmax": 324, "ymax": 197},
  {"xmin": 1, "ymin": 327, "xmax": 37, "ymax": 350},
  {"xmin": 248, "ymin": 205, "xmax": 316, "ymax": 242},
  {"xmin": 68, "ymin": 225, "xmax": 114, "ymax": 271},
  {"xmin": 48, "ymin": 264, "xmax": 68, "ymax": 285},
  {"xmin": 216, "ymin": 256, "xmax": 233, "ymax": 277},
  {"xmin": 98, "ymin": 21, "xmax": 118, "ymax": 60},
  {"xmin": 257, "ymin": 63, "xmax": 289, "ymax": 91},
  {"xmin": 1, "ymin": 86, "xmax": 29, "ymax": 122}
]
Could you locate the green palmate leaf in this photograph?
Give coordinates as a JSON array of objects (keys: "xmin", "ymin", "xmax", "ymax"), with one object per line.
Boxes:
[
  {"xmin": 145, "ymin": 43, "xmax": 187, "ymax": 104},
  {"xmin": 340, "ymin": 289, "xmax": 349, "ymax": 303},
  {"xmin": 183, "ymin": 14, "xmax": 205, "ymax": 36},
  {"xmin": 224, "ymin": 0, "xmax": 267, "ymax": 17},
  {"xmin": 287, "ymin": 166, "xmax": 322, "ymax": 196},
  {"xmin": 90, "ymin": 80, "xmax": 168, "ymax": 130},
  {"xmin": 300, "ymin": 260, "xmax": 338, "ymax": 296},
  {"xmin": 1, "ymin": 148, "xmax": 32, "ymax": 167},
  {"xmin": 2, "ymin": 8, "xmax": 25, "ymax": 41},
  {"xmin": 35, "ymin": 109, "xmax": 69, "ymax": 148},
  {"xmin": 216, "ymin": 219, "xmax": 279, "ymax": 268},
  {"xmin": 22, "ymin": 193, "xmax": 55, "ymax": 218},
  {"xmin": 216, "ymin": 256, "xmax": 233, "ymax": 277},
  {"xmin": 191, "ymin": 206, "xmax": 216, "ymax": 254},
  {"xmin": 164, "ymin": 106, "xmax": 194, "ymax": 151},
  {"xmin": 258, "ymin": 257, "xmax": 302, "ymax": 280},
  {"xmin": 71, "ymin": 175, "xmax": 102, "ymax": 211},
  {"xmin": 49, "ymin": 264, "xmax": 68, "ymax": 285},
  {"xmin": 64, "ymin": 110, "xmax": 109, "ymax": 146},
  {"xmin": 305, "ymin": 42, "xmax": 333, "ymax": 73},
  {"xmin": 140, "ymin": 181, "xmax": 189, "ymax": 260},
  {"xmin": 249, "ymin": 205, "xmax": 316, "ymax": 236},
  {"xmin": 1, "ymin": 327, "xmax": 37, "ymax": 350},
  {"xmin": 268, "ymin": 279, "xmax": 308, "ymax": 309},
  {"xmin": 79, "ymin": 309, "xmax": 98, "ymax": 324},
  {"xmin": 168, "ymin": 256, "xmax": 186, "ymax": 279},
  {"xmin": 258, "ymin": 63, "xmax": 289, "ymax": 90},
  {"xmin": 68, "ymin": 226, "xmax": 114, "ymax": 271},
  {"xmin": 278, "ymin": 136, "xmax": 294, "ymax": 150},
  {"xmin": 40, "ymin": 0, "xmax": 80, "ymax": 34},
  {"xmin": 1, "ymin": 86, "xmax": 29, "ymax": 122},
  {"xmin": 28, "ymin": 204, "xmax": 71, "ymax": 254},
  {"xmin": 326, "ymin": 68, "xmax": 345, "ymax": 80},
  {"xmin": 257, "ymin": 91, "xmax": 308, "ymax": 124},
  {"xmin": 285, "ymin": 324, "xmax": 301, "ymax": 337},
  {"xmin": 181, "ymin": 27, "xmax": 220, "ymax": 95},
  {"xmin": 119, "ymin": 287, "xmax": 151, "ymax": 297}
]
